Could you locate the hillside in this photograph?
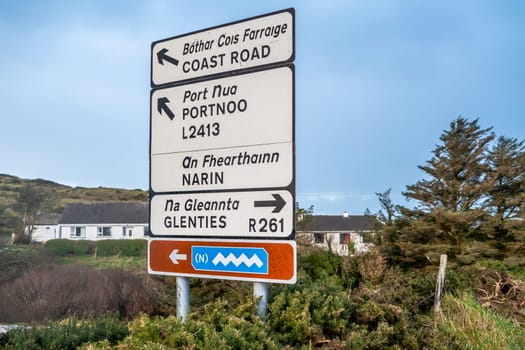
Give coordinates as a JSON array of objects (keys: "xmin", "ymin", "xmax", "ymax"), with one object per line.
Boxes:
[
  {"xmin": 0, "ymin": 174, "xmax": 148, "ymax": 236},
  {"xmin": 0, "ymin": 174, "xmax": 148, "ymax": 210}
]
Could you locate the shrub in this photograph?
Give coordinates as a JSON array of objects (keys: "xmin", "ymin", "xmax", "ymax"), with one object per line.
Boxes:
[
  {"xmin": 95, "ymin": 239, "xmax": 146, "ymax": 257},
  {"xmin": 112, "ymin": 301, "xmax": 277, "ymax": 350},
  {"xmin": 299, "ymin": 250, "xmax": 343, "ymax": 281},
  {"xmin": 0, "ymin": 245, "xmax": 55, "ymax": 285},
  {"xmin": 268, "ymin": 275, "xmax": 354, "ymax": 346},
  {"xmin": 44, "ymin": 239, "xmax": 78, "ymax": 256},
  {"xmin": 0, "ymin": 264, "xmax": 160, "ymax": 323},
  {"xmin": 44, "ymin": 239, "xmax": 146, "ymax": 258},
  {"xmin": 0, "ymin": 316, "xmax": 128, "ymax": 350}
]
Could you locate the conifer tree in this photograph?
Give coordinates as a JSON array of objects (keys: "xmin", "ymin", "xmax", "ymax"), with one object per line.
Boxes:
[
  {"xmin": 484, "ymin": 136, "xmax": 525, "ymax": 241},
  {"xmin": 402, "ymin": 117, "xmax": 495, "ymax": 251}
]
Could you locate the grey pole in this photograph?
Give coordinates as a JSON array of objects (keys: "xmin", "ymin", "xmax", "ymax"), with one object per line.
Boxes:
[
  {"xmin": 176, "ymin": 276, "xmax": 190, "ymax": 322},
  {"xmin": 254, "ymin": 282, "xmax": 269, "ymax": 319}
]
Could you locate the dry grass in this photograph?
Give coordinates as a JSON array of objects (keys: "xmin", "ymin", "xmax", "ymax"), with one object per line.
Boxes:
[{"xmin": 434, "ymin": 292, "xmax": 525, "ymax": 349}]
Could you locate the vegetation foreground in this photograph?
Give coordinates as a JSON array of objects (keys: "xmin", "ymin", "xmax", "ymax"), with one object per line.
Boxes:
[
  {"xmin": 0, "ymin": 241, "xmax": 524, "ymax": 349},
  {"xmin": 0, "ymin": 116, "xmax": 524, "ymax": 348}
]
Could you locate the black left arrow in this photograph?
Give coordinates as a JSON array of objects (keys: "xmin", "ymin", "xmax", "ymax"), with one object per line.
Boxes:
[
  {"xmin": 157, "ymin": 48, "xmax": 179, "ymax": 66},
  {"xmin": 157, "ymin": 97, "xmax": 175, "ymax": 120},
  {"xmin": 254, "ymin": 193, "xmax": 286, "ymax": 213}
]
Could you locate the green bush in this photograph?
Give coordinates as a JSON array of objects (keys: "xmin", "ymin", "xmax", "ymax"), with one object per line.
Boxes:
[
  {"xmin": 299, "ymin": 250, "xmax": 343, "ymax": 281},
  {"xmin": 44, "ymin": 239, "xmax": 77, "ymax": 256},
  {"xmin": 0, "ymin": 316, "xmax": 128, "ymax": 350},
  {"xmin": 44, "ymin": 239, "xmax": 93, "ymax": 256},
  {"xmin": 95, "ymin": 239, "xmax": 146, "ymax": 257},
  {"xmin": 268, "ymin": 275, "xmax": 355, "ymax": 346},
  {"xmin": 73, "ymin": 240, "xmax": 94, "ymax": 255},
  {"xmin": 44, "ymin": 239, "xmax": 146, "ymax": 257},
  {"xmin": 111, "ymin": 300, "xmax": 277, "ymax": 350}
]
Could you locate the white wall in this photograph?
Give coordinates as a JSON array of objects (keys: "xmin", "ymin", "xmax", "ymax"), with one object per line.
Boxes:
[
  {"xmin": 32, "ymin": 225, "xmax": 57, "ymax": 243},
  {"xmin": 299, "ymin": 231, "xmax": 374, "ymax": 256},
  {"xmin": 58, "ymin": 225, "xmax": 148, "ymax": 240}
]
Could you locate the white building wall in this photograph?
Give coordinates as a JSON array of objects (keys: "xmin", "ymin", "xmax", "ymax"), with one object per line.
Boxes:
[
  {"xmin": 302, "ymin": 231, "xmax": 374, "ymax": 256},
  {"xmin": 59, "ymin": 226, "xmax": 69, "ymax": 239},
  {"xmin": 55, "ymin": 224, "xmax": 147, "ymax": 241},
  {"xmin": 32, "ymin": 225, "xmax": 57, "ymax": 243},
  {"xmin": 132, "ymin": 226, "xmax": 146, "ymax": 239},
  {"xmin": 86, "ymin": 226, "xmax": 98, "ymax": 240}
]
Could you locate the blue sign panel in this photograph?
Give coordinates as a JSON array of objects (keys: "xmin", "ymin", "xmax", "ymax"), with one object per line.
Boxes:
[{"xmin": 192, "ymin": 246, "xmax": 268, "ymax": 274}]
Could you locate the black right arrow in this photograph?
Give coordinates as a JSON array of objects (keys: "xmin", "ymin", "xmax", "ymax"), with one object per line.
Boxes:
[
  {"xmin": 157, "ymin": 48, "xmax": 179, "ymax": 66},
  {"xmin": 254, "ymin": 193, "xmax": 286, "ymax": 213},
  {"xmin": 157, "ymin": 97, "xmax": 175, "ymax": 120}
]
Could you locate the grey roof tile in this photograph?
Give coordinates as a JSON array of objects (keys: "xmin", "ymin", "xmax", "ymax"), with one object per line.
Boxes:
[
  {"xmin": 299, "ymin": 215, "xmax": 376, "ymax": 232},
  {"xmin": 59, "ymin": 202, "xmax": 148, "ymax": 225}
]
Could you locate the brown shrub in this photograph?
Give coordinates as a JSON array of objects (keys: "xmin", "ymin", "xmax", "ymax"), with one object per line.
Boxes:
[
  {"xmin": 475, "ymin": 268, "xmax": 525, "ymax": 326},
  {"xmin": 0, "ymin": 264, "xmax": 160, "ymax": 323},
  {"xmin": 357, "ymin": 248, "xmax": 387, "ymax": 286}
]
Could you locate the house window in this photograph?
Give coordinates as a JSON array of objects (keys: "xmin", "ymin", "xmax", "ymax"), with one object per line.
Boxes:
[
  {"xmin": 314, "ymin": 233, "xmax": 324, "ymax": 244},
  {"xmin": 97, "ymin": 226, "xmax": 112, "ymax": 237},
  {"xmin": 122, "ymin": 227, "xmax": 133, "ymax": 237},
  {"xmin": 340, "ymin": 233, "xmax": 350, "ymax": 245},
  {"xmin": 70, "ymin": 226, "xmax": 86, "ymax": 238}
]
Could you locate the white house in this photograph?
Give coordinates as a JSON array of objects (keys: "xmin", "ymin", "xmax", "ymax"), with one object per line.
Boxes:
[
  {"xmin": 296, "ymin": 212, "xmax": 376, "ymax": 256},
  {"xmin": 32, "ymin": 202, "xmax": 149, "ymax": 242},
  {"xmin": 32, "ymin": 213, "xmax": 62, "ymax": 243}
]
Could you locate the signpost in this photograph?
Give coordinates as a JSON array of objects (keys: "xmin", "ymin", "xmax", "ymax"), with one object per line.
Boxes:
[
  {"xmin": 150, "ymin": 66, "xmax": 294, "ymax": 193},
  {"xmin": 150, "ymin": 190, "xmax": 294, "ymax": 238},
  {"xmin": 151, "ymin": 8, "xmax": 294, "ymax": 86},
  {"xmin": 148, "ymin": 8, "xmax": 296, "ymax": 320},
  {"xmin": 149, "ymin": 238, "xmax": 296, "ymax": 284}
]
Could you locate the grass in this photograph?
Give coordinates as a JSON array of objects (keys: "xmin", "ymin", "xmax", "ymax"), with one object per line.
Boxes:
[
  {"xmin": 475, "ymin": 259, "xmax": 525, "ymax": 280},
  {"xmin": 59, "ymin": 254, "xmax": 147, "ymax": 270},
  {"xmin": 434, "ymin": 292, "xmax": 525, "ymax": 350}
]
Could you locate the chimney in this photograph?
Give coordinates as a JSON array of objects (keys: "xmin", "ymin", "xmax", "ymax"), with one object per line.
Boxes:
[{"xmin": 342, "ymin": 211, "xmax": 349, "ymax": 218}]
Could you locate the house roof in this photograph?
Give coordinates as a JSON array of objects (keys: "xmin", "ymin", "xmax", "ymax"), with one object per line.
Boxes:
[
  {"xmin": 35, "ymin": 213, "xmax": 62, "ymax": 225},
  {"xmin": 298, "ymin": 215, "xmax": 376, "ymax": 232},
  {"xmin": 59, "ymin": 202, "xmax": 148, "ymax": 225}
]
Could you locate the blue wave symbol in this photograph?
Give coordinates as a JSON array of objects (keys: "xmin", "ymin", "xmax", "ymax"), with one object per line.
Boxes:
[{"xmin": 192, "ymin": 246, "xmax": 268, "ymax": 274}]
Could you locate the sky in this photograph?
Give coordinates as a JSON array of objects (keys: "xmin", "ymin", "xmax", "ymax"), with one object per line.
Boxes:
[{"xmin": 1, "ymin": 1, "xmax": 524, "ymax": 215}]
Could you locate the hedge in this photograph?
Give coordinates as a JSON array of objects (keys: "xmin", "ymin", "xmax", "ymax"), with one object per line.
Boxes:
[{"xmin": 44, "ymin": 239, "xmax": 146, "ymax": 257}]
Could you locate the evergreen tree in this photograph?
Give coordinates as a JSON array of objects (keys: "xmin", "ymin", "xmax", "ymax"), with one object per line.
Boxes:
[
  {"xmin": 483, "ymin": 136, "xmax": 525, "ymax": 241},
  {"xmin": 402, "ymin": 117, "xmax": 495, "ymax": 251},
  {"xmin": 373, "ymin": 189, "xmax": 405, "ymax": 265}
]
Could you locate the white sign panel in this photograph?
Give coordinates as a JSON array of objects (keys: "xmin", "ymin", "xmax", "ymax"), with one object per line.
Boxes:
[
  {"xmin": 151, "ymin": 142, "xmax": 293, "ymax": 193},
  {"xmin": 150, "ymin": 65, "xmax": 293, "ymax": 155},
  {"xmin": 151, "ymin": 8, "xmax": 294, "ymax": 86},
  {"xmin": 150, "ymin": 190, "xmax": 294, "ymax": 238}
]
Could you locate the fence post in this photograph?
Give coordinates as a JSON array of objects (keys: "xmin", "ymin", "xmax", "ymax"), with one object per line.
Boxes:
[{"xmin": 434, "ymin": 254, "xmax": 447, "ymax": 313}]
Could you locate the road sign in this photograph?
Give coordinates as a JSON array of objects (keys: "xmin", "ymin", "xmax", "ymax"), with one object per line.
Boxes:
[
  {"xmin": 151, "ymin": 8, "xmax": 294, "ymax": 86},
  {"xmin": 150, "ymin": 190, "xmax": 294, "ymax": 238},
  {"xmin": 151, "ymin": 142, "xmax": 293, "ymax": 193},
  {"xmin": 148, "ymin": 238, "xmax": 296, "ymax": 283},
  {"xmin": 150, "ymin": 65, "xmax": 294, "ymax": 193},
  {"xmin": 150, "ymin": 66, "xmax": 293, "ymax": 155}
]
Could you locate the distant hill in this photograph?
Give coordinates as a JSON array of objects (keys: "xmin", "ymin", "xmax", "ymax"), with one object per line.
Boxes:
[{"xmin": 0, "ymin": 173, "xmax": 148, "ymax": 214}]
